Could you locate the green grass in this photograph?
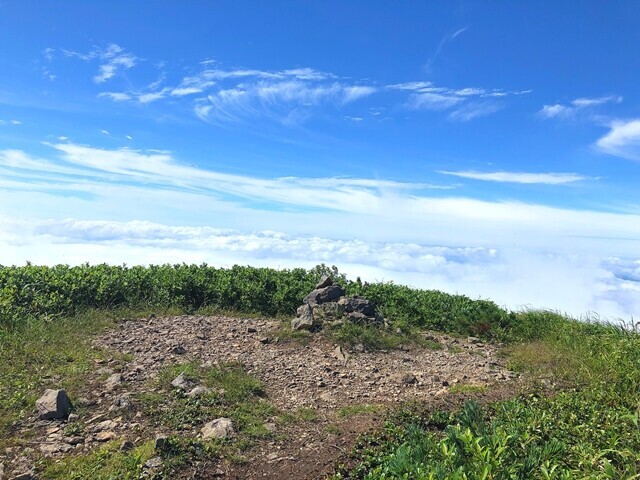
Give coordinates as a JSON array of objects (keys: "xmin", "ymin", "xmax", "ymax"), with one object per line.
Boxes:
[
  {"xmin": 42, "ymin": 436, "xmax": 225, "ymax": 480},
  {"xmin": 337, "ymin": 404, "xmax": 380, "ymax": 418},
  {"xmin": 448, "ymin": 384, "xmax": 488, "ymax": 395},
  {"xmin": 0, "ymin": 310, "xmax": 115, "ymax": 449},
  {"xmin": 43, "ymin": 440, "xmax": 156, "ymax": 479}
]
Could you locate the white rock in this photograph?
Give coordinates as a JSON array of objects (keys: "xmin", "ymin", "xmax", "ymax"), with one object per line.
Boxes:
[
  {"xmin": 186, "ymin": 386, "xmax": 212, "ymax": 398},
  {"xmin": 170, "ymin": 372, "xmax": 192, "ymax": 390},
  {"xmin": 201, "ymin": 418, "xmax": 234, "ymax": 439}
]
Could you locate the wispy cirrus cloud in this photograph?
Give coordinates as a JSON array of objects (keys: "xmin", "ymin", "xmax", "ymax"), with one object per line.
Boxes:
[
  {"xmin": 389, "ymin": 81, "xmax": 528, "ymax": 121},
  {"xmin": 538, "ymin": 95, "xmax": 622, "ymax": 119},
  {"xmin": 50, "ymin": 43, "xmax": 528, "ymax": 125},
  {"xmin": 43, "ymin": 44, "xmax": 138, "ymax": 84},
  {"xmin": 425, "ymin": 26, "xmax": 468, "ymax": 72},
  {"xmin": 1, "ymin": 142, "xmax": 638, "ymax": 253},
  {"xmin": 438, "ymin": 170, "xmax": 592, "ymax": 185}
]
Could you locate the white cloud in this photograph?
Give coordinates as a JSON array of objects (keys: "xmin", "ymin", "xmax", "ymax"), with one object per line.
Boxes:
[
  {"xmin": 596, "ymin": 119, "xmax": 640, "ymax": 160},
  {"xmin": 1, "ymin": 143, "xmax": 640, "ymax": 260},
  {"xmin": 10, "ymin": 120, "xmax": 21, "ymax": 125},
  {"xmin": 49, "ymin": 43, "xmax": 526, "ymax": 124},
  {"xmin": 439, "ymin": 170, "xmax": 591, "ymax": 185},
  {"xmin": 92, "ymin": 44, "xmax": 137, "ymax": 83},
  {"xmin": 99, "ymin": 92, "xmax": 132, "ymax": 102},
  {"xmin": 539, "ymin": 95, "xmax": 622, "ymax": 119},
  {"xmin": 448, "ymin": 102, "xmax": 502, "ymax": 121},
  {"xmin": 59, "ymin": 44, "xmax": 137, "ymax": 84},
  {"xmin": 408, "ymin": 93, "xmax": 463, "ymax": 110},
  {"xmin": 390, "ymin": 82, "xmax": 525, "ymax": 119},
  {"xmin": 100, "ymin": 129, "xmax": 110, "ymax": 136},
  {"xmin": 138, "ymin": 88, "xmax": 170, "ymax": 104}
]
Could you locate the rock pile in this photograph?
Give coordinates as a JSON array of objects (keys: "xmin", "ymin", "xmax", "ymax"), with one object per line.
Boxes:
[{"xmin": 292, "ymin": 276, "xmax": 385, "ymax": 331}]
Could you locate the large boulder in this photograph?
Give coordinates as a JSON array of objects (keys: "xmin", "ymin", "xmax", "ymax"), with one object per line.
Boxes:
[
  {"xmin": 338, "ymin": 296, "xmax": 376, "ymax": 316},
  {"xmin": 201, "ymin": 417, "xmax": 234, "ymax": 439},
  {"xmin": 36, "ymin": 389, "xmax": 71, "ymax": 420},
  {"xmin": 303, "ymin": 285, "xmax": 345, "ymax": 306},
  {"xmin": 292, "ymin": 304, "xmax": 315, "ymax": 330}
]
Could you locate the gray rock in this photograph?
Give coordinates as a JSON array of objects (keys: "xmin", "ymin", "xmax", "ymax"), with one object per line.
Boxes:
[
  {"xmin": 201, "ymin": 417, "xmax": 234, "ymax": 439},
  {"xmin": 171, "ymin": 345, "xmax": 187, "ymax": 355},
  {"xmin": 292, "ymin": 304, "xmax": 314, "ymax": 331},
  {"xmin": 315, "ymin": 275, "xmax": 333, "ymax": 289},
  {"xmin": 338, "ymin": 296, "xmax": 376, "ymax": 316},
  {"xmin": 67, "ymin": 413, "xmax": 79, "ymax": 423},
  {"xmin": 36, "ymin": 389, "xmax": 71, "ymax": 420},
  {"xmin": 334, "ymin": 345, "xmax": 349, "ymax": 363},
  {"xmin": 170, "ymin": 372, "xmax": 193, "ymax": 390},
  {"xmin": 186, "ymin": 386, "xmax": 212, "ymax": 398},
  {"xmin": 120, "ymin": 440, "xmax": 134, "ymax": 451},
  {"xmin": 401, "ymin": 374, "xmax": 418, "ymax": 385},
  {"xmin": 144, "ymin": 456, "xmax": 163, "ymax": 469},
  {"xmin": 303, "ymin": 285, "xmax": 345, "ymax": 306},
  {"xmin": 111, "ymin": 393, "xmax": 132, "ymax": 410},
  {"xmin": 154, "ymin": 436, "xmax": 167, "ymax": 451},
  {"xmin": 104, "ymin": 373, "xmax": 123, "ymax": 390},
  {"xmin": 40, "ymin": 442, "xmax": 72, "ymax": 455}
]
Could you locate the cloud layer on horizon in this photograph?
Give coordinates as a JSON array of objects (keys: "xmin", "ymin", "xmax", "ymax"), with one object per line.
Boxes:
[{"xmin": 1, "ymin": 216, "xmax": 638, "ymax": 322}]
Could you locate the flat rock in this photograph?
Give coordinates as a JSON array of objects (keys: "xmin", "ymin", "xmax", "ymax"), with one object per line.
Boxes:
[
  {"xmin": 39, "ymin": 442, "xmax": 72, "ymax": 455},
  {"xmin": 303, "ymin": 285, "xmax": 345, "ymax": 306},
  {"xmin": 35, "ymin": 389, "xmax": 71, "ymax": 420},
  {"xmin": 95, "ymin": 431, "xmax": 117, "ymax": 442},
  {"xmin": 201, "ymin": 417, "xmax": 234, "ymax": 439},
  {"xmin": 315, "ymin": 275, "xmax": 333, "ymax": 289},
  {"xmin": 144, "ymin": 456, "xmax": 163, "ymax": 469},
  {"xmin": 338, "ymin": 296, "xmax": 377, "ymax": 316}
]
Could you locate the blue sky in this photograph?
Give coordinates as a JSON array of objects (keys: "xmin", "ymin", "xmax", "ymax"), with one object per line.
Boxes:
[{"xmin": 1, "ymin": 1, "xmax": 639, "ymax": 320}]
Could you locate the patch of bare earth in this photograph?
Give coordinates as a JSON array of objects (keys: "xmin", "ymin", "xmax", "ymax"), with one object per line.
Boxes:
[{"xmin": 10, "ymin": 315, "xmax": 524, "ymax": 478}]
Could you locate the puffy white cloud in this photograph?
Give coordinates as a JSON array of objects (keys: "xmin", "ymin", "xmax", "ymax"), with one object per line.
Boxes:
[{"xmin": 596, "ymin": 119, "xmax": 640, "ymax": 160}]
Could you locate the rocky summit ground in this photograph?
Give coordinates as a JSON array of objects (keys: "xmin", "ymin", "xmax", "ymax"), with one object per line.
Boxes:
[{"xmin": 5, "ymin": 315, "xmax": 522, "ymax": 479}]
